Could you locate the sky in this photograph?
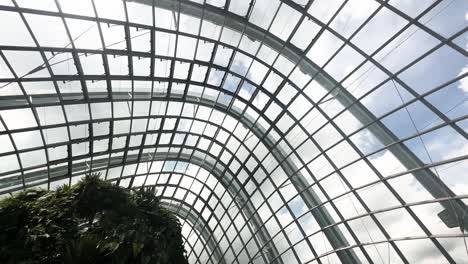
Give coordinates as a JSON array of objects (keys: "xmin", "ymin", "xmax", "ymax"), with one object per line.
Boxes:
[{"xmin": 0, "ymin": 0, "xmax": 467, "ymax": 263}]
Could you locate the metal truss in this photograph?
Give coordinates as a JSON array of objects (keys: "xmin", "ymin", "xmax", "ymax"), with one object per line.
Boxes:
[{"xmin": 0, "ymin": 0, "xmax": 467, "ymax": 263}]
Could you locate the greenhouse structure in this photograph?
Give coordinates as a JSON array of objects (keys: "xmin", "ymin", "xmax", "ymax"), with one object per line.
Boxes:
[{"xmin": 0, "ymin": 0, "xmax": 467, "ymax": 263}]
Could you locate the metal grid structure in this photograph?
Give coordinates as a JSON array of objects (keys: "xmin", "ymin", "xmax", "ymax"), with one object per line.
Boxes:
[{"xmin": 0, "ymin": 0, "xmax": 467, "ymax": 263}]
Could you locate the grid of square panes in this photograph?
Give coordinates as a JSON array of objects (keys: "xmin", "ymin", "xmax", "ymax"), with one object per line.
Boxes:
[{"xmin": 0, "ymin": 0, "xmax": 467, "ymax": 263}]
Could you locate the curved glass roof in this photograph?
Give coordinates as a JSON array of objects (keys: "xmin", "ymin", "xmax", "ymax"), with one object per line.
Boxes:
[{"xmin": 0, "ymin": 0, "xmax": 467, "ymax": 263}]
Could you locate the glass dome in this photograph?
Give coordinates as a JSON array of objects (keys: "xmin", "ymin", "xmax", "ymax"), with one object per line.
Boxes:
[{"xmin": 0, "ymin": 0, "xmax": 467, "ymax": 263}]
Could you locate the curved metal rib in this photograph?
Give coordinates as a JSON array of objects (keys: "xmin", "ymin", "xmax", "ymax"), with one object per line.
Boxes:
[
  {"xmin": 161, "ymin": 200, "xmax": 226, "ymax": 264},
  {"xmin": 131, "ymin": 0, "xmax": 468, "ymax": 235}
]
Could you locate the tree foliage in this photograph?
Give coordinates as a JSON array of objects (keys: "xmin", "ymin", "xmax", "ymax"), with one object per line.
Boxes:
[{"xmin": 0, "ymin": 174, "xmax": 189, "ymax": 264}]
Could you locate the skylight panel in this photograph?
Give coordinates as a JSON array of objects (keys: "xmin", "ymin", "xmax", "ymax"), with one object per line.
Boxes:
[
  {"xmin": 422, "ymin": 0, "xmax": 468, "ymax": 38},
  {"xmin": 0, "ymin": 82, "xmax": 22, "ymax": 96},
  {"xmin": 399, "ymin": 44, "xmax": 464, "ymax": 94},
  {"xmin": 179, "ymin": 13, "xmax": 201, "ymax": 35},
  {"xmin": 228, "ymin": 0, "xmax": 250, "ymax": 17},
  {"xmin": 0, "ymin": 0, "xmax": 12, "ymax": 6},
  {"xmin": 176, "ymin": 35, "xmax": 197, "ymax": 60},
  {"xmin": 0, "ymin": 1, "xmax": 466, "ymax": 263},
  {"xmin": 20, "ymin": 149, "xmax": 46, "ymax": 168},
  {"xmin": 100, "ymin": 23, "xmax": 126, "ymax": 50},
  {"xmin": 324, "ymin": 44, "xmax": 365, "ymax": 81},
  {"xmin": 79, "ymin": 53, "xmax": 104, "ymax": 75},
  {"xmin": 94, "ymin": 0, "xmax": 125, "ymax": 21},
  {"xmin": 4, "ymin": 50, "xmax": 49, "ymax": 78},
  {"xmin": 195, "ymin": 40, "xmax": 214, "ymax": 61},
  {"xmin": 153, "ymin": 59, "xmax": 170, "ymax": 77},
  {"xmin": 190, "ymin": 64, "xmax": 208, "ymax": 82},
  {"xmin": 238, "ymin": 35, "xmax": 260, "ymax": 56},
  {"xmin": 154, "ymin": 7, "xmax": 176, "ymax": 30},
  {"xmin": 291, "ymin": 18, "xmax": 321, "ymax": 50},
  {"xmin": 220, "ymin": 28, "xmax": 242, "ymax": 47},
  {"xmin": 263, "ymin": 71, "xmax": 283, "ymax": 94},
  {"xmin": 26, "ymin": 14, "xmax": 69, "ymax": 48},
  {"xmin": 90, "ymin": 102, "xmax": 111, "ymax": 119},
  {"xmin": 289, "ymin": 67, "xmax": 311, "ymax": 88},
  {"xmin": 131, "ymin": 27, "xmax": 151, "ymax": 52},
  {"xmin": 308, "ymin": 0, "xmax": 345, "ymax": 23},
  {"xmin": 246, "ymin": 60, "xmax": 268, "ymax": 85},
  {"xmin": 207, "ymin": 0, "xmax": 225, "ymax": 8},
  {"xmin": 375, "ymin": 25, "xmax": 439, "ymax": 73},
  {"xmin": 200, "ymin": 19, "xmax": 221, "ymax": 40},
  {"xmin": 127, "ymin": 1, "xmax": 152, "ymax": 25},
  {"xmin": 173, "ymin": 61, "xmax": 190, "ymax": 80},
  {"xmin": 0, "ymin": 56, "xmax": 14, "ymax": 79},
  {"xmin": 16, "ymin": 0, "xmax": 57, "ymax": 12},
  {"xmin": 155, "ymin": 31, "xmax": 176, "ymax": 56},
  {"xmin": 351, "ymin": 7, "xmax": 407, "ymax": 55},
  {"xmin": 58, "ymin": 0, "xmax": 94, "ymax": 16},
  {"xmin": 256, "ymin": 44, "xmax": 278, "ymax": 65},
  {"xmin": 265, "ymin": 100, "xmax": 282, "ymax": 122},
  {"xmin": 277, "ymin": 82, "xmax": 297, "ymax": 105},
  {"xmin": 36, "ymin": 105, "xmax": 65, "ymax": 125},
  {"xmin": 47, "ymin": 145, "xmax": 67, "ymax": 161},
  {"xmin": 1, "ymin": 108, "xmax": 37, "ymax": 129},
  {"xmin": 48, "ymin": 52, "xmax": 77, "ymax": 75},
  {"xmin": 207, "ymin": 68, "xmax": 223, "ymax": 86},
  {"xmin": 329, "ymin": 0, "xmax": 379, "ymax": 38},
  {"xmin": 306, "ymin": 29, "xmax": 344, "ymax": 67},
  {"xmin": 273, "ymin": 53, "xmax": 295, "ymax": 76},
  {"xmin": 249, "ymin": 0, "xmax": 280, "ymax": 30},
  {"xmin": 13, "ymin": 130, "xmax": 43, "ymax": 149},
  {"xmin": 107, "ymin": 54, "xmax": 128, "ymax": 75},
  {"xmin": 269, "ymin": 3, "xmax": 301, "ymax": 41},
  {"xmin": 390, "ymin": 0, "xmax": 439, "ymax": 19},
  {"xmin": 213, "ymin": 46, "xmax": 233, "ymax": 67},
  {"xmin": 289, "ymin": 93, "xmax": 312, "ymax": 120},
  {"xmin": 132, "ymin": 56, "xmax": 150, "ymax": 76},
  {"xmin": 114, "ymin": 120, "xmax": 130, "ymax": 134}
]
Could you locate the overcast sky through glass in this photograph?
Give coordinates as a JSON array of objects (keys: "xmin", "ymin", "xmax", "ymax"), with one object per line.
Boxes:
[{"xmin": 0, "ymin": 0, "xmax": 467, "ymax": 263}]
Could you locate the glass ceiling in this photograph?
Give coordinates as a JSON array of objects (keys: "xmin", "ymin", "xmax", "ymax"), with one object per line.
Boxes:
[{"xmin": 0, "ymin": 0, "xmax": 467, "ymax": 263}]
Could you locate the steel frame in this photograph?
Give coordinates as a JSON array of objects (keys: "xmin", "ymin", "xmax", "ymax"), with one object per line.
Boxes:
[{"xmin": 0, "ymin": 0, "xmax": 467, "ymax": 263}]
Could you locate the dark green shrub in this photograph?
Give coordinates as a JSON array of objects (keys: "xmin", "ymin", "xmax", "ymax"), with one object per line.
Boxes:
[{"xmin": 0, "ymin": 174, "xmax": 188, "ymax": 264}]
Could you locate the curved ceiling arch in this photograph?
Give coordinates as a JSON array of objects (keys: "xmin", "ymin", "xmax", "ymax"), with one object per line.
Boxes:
[
  {"xmin": 156, "ymin": 184, "xmax": 238, "ymax": 264},
  {"xmin": 176, "ymin": 217, "xmax": 215, "ymax": 264},
  {"xmin": 108, "ymin": 151, "xmax": 287, "ymax": 264},
  {"xmin": 122, "ymin": 1, "xmax": 468, "ymax": 247},
  {"xmin": 0, "ymin": 91, "xmax": 358, "ymax": 261},
  {"xmin": 0, "ymin": 89, "xmax": 462, "ymax": 262},
  {"xmin": 161, "ymin": 199, "xmax": 225, "ymax": 264},
  {"xmin": 0, "ymin": 138, "xmax": 283, "ymax": 262},
  {"xmin": 2, "ymin": 124, "xmax": 464, "ymax": 264},
  {"xmin": 139, "ymin": 175, "xmax": 268, "ymax": 264},
  {"xmin": 0, "ymin": 83, "xmax": 464, "ymax": 262},
  {"xmin": 16, "ymin": 143, "xmax": 286, "ymax": 263},
  {"xmin": 124, "ymin": 1, "xmax": 468, "ymax": 238},
  {"xmin": 0, "ymin": 0, "xmax": 467, "ymax": 263}
]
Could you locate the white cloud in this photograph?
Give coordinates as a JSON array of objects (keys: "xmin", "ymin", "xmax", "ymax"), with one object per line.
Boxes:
[{"xmin": 457, "ymin": 66, "xmax": 468, "ymax": 93}]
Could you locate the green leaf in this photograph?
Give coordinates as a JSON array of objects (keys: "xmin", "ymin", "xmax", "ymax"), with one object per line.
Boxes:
[
  {"xmin": 104, "ymin": 241, "xmax": 120, "ymax": 253},
  {"xmin": 132, "ymin": 242, "xmax": 144, "ymax": 256},
  {"xmin": 0, "ymin": 173, "xmax": 189, "ymax": 264}
]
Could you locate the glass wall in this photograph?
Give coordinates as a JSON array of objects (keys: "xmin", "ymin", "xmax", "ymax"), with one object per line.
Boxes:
[{"xmin": 0, "ymin": 0, "xmax": 467, "ymax": 263}]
